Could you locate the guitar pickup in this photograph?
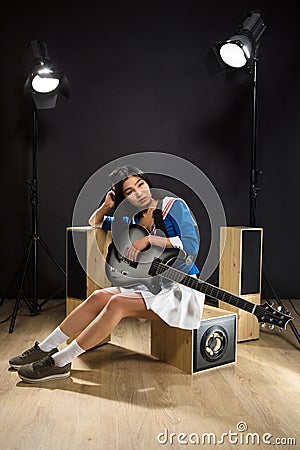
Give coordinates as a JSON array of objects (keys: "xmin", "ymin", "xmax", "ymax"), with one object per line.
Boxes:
[
  {"xmin": 125, "ymin": 258, "xmax": 138, "ymax": 269},
  {"xmin": 113, "ymin": 246, "xmax": 138, "ymax": 268},
  {"xmin": 119, "ymin": 254, "xmax": 138, "ymax": 269}
]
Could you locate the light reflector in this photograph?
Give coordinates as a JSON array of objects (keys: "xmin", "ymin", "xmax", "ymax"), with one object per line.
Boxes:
[
  {"xmin": 32, "ymin": 75, "xmax": 60, "ymax": 93},
  {"xmin": 219, "ymin": 43, "xmax": 247, "ymax": 68}
]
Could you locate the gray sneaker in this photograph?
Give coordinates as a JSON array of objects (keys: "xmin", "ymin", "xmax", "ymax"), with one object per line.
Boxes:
[
  {"xmin": 18, "ymin": 355, "xmax": 71, "ymax": 383},
  {"xmin": 9, "ymin": 342, "xmax": 58, "ymax": 370}
]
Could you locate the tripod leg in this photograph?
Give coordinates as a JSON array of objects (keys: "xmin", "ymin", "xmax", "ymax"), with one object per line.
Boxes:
[
  {"xmin": 0, "ymin": 277, "xmax": 18, "ymax": 308},
  {"xmin": 0, "ymin": 251, "xmax": 32, "ymax": 307},
  {"xmin": 31, "ymin": 235, "xmax": 39, "ymax": 315},
  {"xmin": 9, "ymin": 240, "xmax": 34, "ymax": 333},
  {"xmin": 39, "ymin": 284, "xmax": 65, "ymax": 307},
  {"xmin": 263, "ymin": 272, "xmax": 300, "ymax": 345},
  {"xmin": 37, "ymin": 236, "xmax": 66, "ymax": 276}
]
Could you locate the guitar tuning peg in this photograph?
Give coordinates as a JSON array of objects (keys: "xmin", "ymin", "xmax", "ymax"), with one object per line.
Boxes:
[
  {"xmin": 277, "ymin": 306, "xmax": 282, "ymax": 312},
  {"xmin": 269, "ymin": 325, "xmax": 275, "ymax": 330},
  {"xmin": 261, "ymin": 323, "xmax": 266, "ymax": 328}
]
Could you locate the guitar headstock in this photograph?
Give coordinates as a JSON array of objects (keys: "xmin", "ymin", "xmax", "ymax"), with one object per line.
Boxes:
[{"xmin": 255, "ymin": 302, "xmax": 293, "ymax": 330}]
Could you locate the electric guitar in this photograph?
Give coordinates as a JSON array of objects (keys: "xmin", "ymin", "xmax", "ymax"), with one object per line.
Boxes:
[{"xmin": 105, "ymin": 224, "xmax": 293, "ymax": 330}]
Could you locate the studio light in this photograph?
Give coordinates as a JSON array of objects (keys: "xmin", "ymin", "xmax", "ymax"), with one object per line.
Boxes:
[
  {"xmin": 208, "ymin": 14, "xmax": 300, "ymax": 345},
  {"xmin": 7, "ymin": 40, "xmax": 70, "ymax": 332},
  {"xmin": 206, "ymin": 11, "xmax": 266, "ymax": 74},
  {"xmin": 24, "ymin": 40, "xmax": 70, "ymax": 109},
  {"xmin": 206, "ymin": 10, "xmax": 267, "ymax": 228},
  {"xmin": 218, "ymin": 11, "xmax": 266, "ymax": 70}
]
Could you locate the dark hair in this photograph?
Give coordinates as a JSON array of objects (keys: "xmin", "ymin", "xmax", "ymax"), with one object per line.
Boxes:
[{"xmin": 109, "ymin": 165, "xmax": 154, "ymax": 208}]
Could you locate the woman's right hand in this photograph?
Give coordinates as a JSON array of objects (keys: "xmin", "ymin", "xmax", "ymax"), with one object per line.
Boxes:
[
  {"xmin": 89, "ymin": 189, "xmax": 115, "ymax": 226},
  {"xmin": 103, "ymin": 189, "xmax": 115, "ymax": 209}
]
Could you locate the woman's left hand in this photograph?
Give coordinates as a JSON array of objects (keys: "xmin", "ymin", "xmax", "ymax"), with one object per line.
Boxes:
[{"xmin": 125, "ymin": 236, "xmax": 150, "ymax": 262}]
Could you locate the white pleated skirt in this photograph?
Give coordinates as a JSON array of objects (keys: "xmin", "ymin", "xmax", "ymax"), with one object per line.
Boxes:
[{"xmin": 119, "ymin": 276, "xmax": 204, "ymax": 330}]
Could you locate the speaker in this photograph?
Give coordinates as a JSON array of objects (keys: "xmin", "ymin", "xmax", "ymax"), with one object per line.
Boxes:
[
  {"xmin": 241, "ymin": 230, "xmax": 262, "ymax": 295},
  {"xmin": 219, "ymin": 226, "xmax": 263, "ymax": 342},
  {"xmin": 151, "ymin": 305, "xmax": 237, "ymax": 374},
  {"xmin": 193, "ymin": 314, "xmax": 236, "ymax": 372}
]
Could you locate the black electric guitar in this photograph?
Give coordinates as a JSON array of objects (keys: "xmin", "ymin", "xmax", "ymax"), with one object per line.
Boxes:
[{"xmin": 105, "ymin": 224, "xmax": 293, "ymax": 330}]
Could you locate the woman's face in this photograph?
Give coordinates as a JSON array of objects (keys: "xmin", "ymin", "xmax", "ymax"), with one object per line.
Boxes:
[{"xmin": 122, "ymin": 176, "xmax": 152, "ymax": 208}]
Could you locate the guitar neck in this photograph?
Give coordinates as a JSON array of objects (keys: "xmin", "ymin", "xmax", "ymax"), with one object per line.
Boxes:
[{"xmin": 155, "ymin": 261, "xmax": 257, "ymax": 314}]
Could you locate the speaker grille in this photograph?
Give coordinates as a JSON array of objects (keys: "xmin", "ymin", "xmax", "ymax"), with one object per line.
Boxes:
[
  {"xmin": 67, "ymin": 229, "xmax": 87, "ymax": 299},
  {"xmin": 200, "ymin": 325, "xmax": 228, "ymax": 361},
  {"xmin": 241, "ymin": 230, "xmax": 261, "ymax": 295},
  {"xmin": 193, "ymin": 315, "xmax": 236, "ymax": 372}
]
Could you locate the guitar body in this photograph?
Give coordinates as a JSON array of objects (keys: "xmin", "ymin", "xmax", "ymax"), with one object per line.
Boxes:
[{"xmin": 105, "ymin": 224, "xmax": 179, "ymax": 294}]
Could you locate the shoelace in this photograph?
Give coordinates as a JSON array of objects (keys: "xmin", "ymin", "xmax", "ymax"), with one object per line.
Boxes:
[
  {"xmin": 21, "ymin": 343, "xmax": 39, "ymax": 357},
  {"xmin": 33, "ymin": 357, "xmax": 53, "ymax": 370}
]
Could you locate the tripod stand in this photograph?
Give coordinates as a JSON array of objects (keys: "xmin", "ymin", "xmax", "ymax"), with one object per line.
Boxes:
[
  {"xmin": 3, "ymin": 104, "xmax": 66, "ymax": 333},
  {"xmin": 249, "ymin": 53, "xmax": 300, "ymax": 345}
]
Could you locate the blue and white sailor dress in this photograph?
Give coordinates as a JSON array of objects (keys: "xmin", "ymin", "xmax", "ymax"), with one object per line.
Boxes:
[{"xmin": 100, "ymin": 196, "xmax": 205, "ymax": 330}]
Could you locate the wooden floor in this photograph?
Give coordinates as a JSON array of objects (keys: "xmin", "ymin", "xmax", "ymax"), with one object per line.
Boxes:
[{"xmin": 0, "ymin": 298, "xmax": 299, "ymax": 450}]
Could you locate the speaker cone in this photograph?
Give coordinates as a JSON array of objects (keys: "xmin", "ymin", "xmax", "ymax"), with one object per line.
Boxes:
[{"xmin": 200, "ymin": 325, "xmax": 228, "ymax": 361}]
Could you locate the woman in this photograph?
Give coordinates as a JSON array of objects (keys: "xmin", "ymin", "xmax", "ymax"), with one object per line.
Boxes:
[{"xmin": 9, "ymin": 165, "xmax": 204, "ymax": 383}]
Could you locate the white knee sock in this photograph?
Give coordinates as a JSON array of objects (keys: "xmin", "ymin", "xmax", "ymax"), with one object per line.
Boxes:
[
  {"xmin": 51, "ymin": 340, "xmax": 85, "ymax": 367},
  {"xmin": 39, "ymin": 326, "xmax": 69, "ymax": 352}
]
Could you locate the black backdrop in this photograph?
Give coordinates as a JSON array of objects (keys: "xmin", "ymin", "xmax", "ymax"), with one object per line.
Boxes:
[{"xmin": 0, "ymin": 0, "xmax": 299, "ymax": 299}]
